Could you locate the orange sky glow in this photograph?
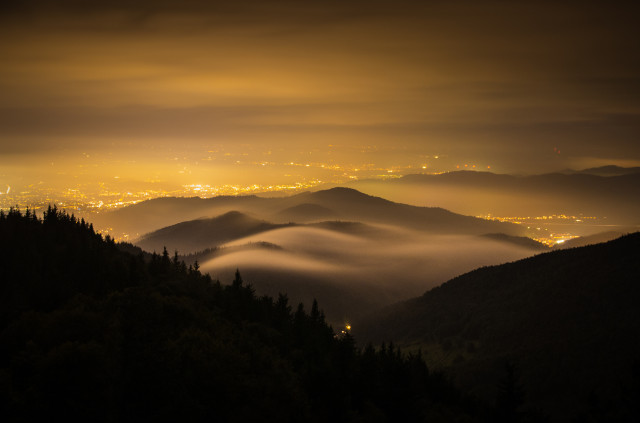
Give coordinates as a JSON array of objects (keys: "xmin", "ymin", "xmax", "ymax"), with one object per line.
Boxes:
[{"xmin": 1, "ymin": 0, "xmax": 639, "ymax": 203}]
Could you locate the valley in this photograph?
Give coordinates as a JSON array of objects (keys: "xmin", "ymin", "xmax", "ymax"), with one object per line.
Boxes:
[
  {"xmin": 96, "ymin": 187, "xmax": 549, "ymax": 324},
  {"xmin": 5, "ymin": 167, "xmax": 638, "ymax": 421}
]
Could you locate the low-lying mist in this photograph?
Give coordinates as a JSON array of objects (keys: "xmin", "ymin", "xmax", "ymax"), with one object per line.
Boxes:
[{"xmin": 198, "ymin": 224, "xmax": 540, "ymax": 326}]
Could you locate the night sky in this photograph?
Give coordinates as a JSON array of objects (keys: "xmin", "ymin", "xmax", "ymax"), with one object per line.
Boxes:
[{"xmin": 1, "ymin": 0, "xmax": 639, "ymax": 191}]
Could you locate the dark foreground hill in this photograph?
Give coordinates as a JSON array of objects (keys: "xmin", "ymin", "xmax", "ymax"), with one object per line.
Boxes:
[
  {"xmin": 0, "ymin": 207, "xmax": 485, "ymax": 422},
  {"xmin": 357, "ymin": 233, "xmax": 640, "ymax": 421}
]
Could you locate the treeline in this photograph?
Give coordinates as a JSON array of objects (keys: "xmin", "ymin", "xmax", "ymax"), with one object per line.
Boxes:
[
  {"xmin": 357, "ymin": 231, "xmax": 640, "ymax": 421},
  {"xmin": 0, "ymin": 207, "xmax": 482, "ymax": 422}
]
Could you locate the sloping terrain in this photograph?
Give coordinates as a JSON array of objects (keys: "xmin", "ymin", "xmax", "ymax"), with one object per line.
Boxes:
[
  {"xmin": 127, "ymin": 192, "xmax": 541, "ymax": 325},
  {"xmin": 356, "ymin": 233, "xmax": 640, "ymax": 421},
  {"xmin": 136, "ymin": 211, "xmax": 292, "ymax": 254},
  {"xmin": 188, "ymin": 224, "xmax": 543, "ymax": 325},
  {"xmin": 0, "ymin": 207, "xmax": 483, "ymax": 422}
]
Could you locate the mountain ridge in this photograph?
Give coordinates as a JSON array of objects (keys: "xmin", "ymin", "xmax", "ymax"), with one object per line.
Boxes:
[
  {"xmin": 92, "ymin": 186, "xmax": 525, "ymax": 240},
  {"xmin": 346, "ymin": 170, "xmax": 640, "ymax": 225},
  {"xmin": 136, "ymin": 210, "xmax": 292, "ymax": 254},
  {"xmin": 356, "ymin": 232, "xmax": 640, "ymax": 421}
]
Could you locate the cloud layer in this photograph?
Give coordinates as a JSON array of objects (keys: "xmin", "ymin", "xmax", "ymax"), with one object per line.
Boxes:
[
  {"xmin": 1, "ymin": 0, "xmax": 639, "ymax": 174},
  {"xmin": 199, "ymin": 225, "xmax": 540, "ymax": 323}
]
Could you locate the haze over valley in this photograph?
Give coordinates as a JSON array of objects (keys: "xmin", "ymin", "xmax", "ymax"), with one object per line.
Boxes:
[
  {"xmin": 2, "ymin": 1, "xmax": 639, "ymax": 420},
  {"xmin": 91, "ymin": 187, "xmax": 545, "ymax": 323}
]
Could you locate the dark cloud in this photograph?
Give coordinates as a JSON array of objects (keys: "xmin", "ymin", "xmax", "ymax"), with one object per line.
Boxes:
[{"xmin": 1, "ymin": 0, "xmax": 639, "ymax": 174}]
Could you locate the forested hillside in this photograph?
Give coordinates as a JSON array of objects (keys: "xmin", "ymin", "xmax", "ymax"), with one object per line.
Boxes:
[
  {"xmin": 357, "ymin": 233, "xmax": 640, "ymax": 421},
  {"xmin": 0, "ymin": 207, "xmax": 484, "ymax": 422}
]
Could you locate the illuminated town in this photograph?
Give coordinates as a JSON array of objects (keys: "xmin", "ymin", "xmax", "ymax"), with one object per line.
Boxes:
[
  {"xmin": 478, "ymin": 214, "xmax": 598, "ymax": 246},
  {"xmin": 0, "ymin": 149, "xmax": 483, "ymax": 214},
  {"xmin": 0, "ymin": 148, "xmax": 602, "ymax": 247},
  {"xmin": 2, "ymin": 176, "xmax": 600, "ymax": 248},
  {"xmin": 0, "ymin": 180, "xmax": 326, "ymax": 214}
]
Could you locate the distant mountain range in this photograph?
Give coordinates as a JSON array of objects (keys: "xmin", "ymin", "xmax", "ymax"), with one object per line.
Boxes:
[
  {"xmin": 92, "ymin": 187, "xmax": 525, "ymax": 241},
  {"xmin": 345, "ymin": 169, "xmax": 640, "ymax": 226},
  {"xmin": 560, "ymin": 165, "xmax": 640, "ymax": 176},
  {"xmin": 356, "ymin": 232, "xmax": 640, "ymax": 421},
  {"xmin": 91, "ymin": 186, "xmax": 637, "ymax": 327},
  {"xmin": 111, "ymin": 189, "xmax": 551, "ymax": 325},
  {"xmin": 6, "ymin": 189, "xmax": 637, "ymax": 420}
]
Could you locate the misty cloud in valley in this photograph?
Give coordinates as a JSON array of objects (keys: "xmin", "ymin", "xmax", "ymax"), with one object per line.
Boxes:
[{"xmin": 196, "ymin": 224, "xmax": 539, "ymax": 324}]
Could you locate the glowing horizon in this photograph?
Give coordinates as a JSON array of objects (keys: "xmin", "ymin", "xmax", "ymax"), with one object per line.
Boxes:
[{"xmin": 1, "ymin": 0, "xmax": 639, "ymax": 205}]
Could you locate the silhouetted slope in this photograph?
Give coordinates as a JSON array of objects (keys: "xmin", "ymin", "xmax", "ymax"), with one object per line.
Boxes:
[
  {"xmin": 302, "ymin": 188, "xmax": 521, "ymax": 235},
  {"xmin": 136, "ymin": 211, "xmax": 398, "ymax": 256},
  {"xmin": 0, "ymin": 207, "xmax": 482, "ymax": 422},
  {"xmin": 0, "ymin": 207, "xmax": 141, "ymax": 321},
  {"xmin": 89, "ymin": 195, "xmax": 275, "ymax": 239},
  {"xmin": 357, "ymin": 232, "xmax": 640, "ymax": 421},
  {"xmin": 135, "ymin": 206, "xmax": 539, "ymax": 327},
  {"xmin": 136, "ymin": 211, "xmax": 291, "ymax": 253},
  {"xmin": 303, "ymin": 187, "xmax": 529, "ymax": 235}
]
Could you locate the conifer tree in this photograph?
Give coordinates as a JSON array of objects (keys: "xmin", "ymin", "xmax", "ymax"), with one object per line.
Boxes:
[{"xmin": 232, "ymin": 268, "xmax": 243, "ymax": 288}]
